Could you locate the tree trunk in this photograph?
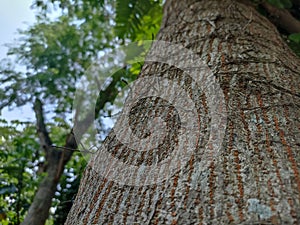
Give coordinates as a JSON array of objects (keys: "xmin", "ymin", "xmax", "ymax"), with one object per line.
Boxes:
[
  {"xmin": 21, "ymin": 99, "xmax": 77, "ymax": 225},
  {"xmin": 66, "ymin": 0, "xmax": 300, "ymax": 224},
  {"xmin": 21, "ymin": 139, "xmax": 76, "ymax": 225},
  {"xmin": 21, "ymin": 150, "xmax": 63, "ymax": 225}
]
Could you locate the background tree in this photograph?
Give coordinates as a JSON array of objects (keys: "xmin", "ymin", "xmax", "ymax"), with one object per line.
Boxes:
[{"xmin": 65, "ymin": 0, "xmax": 300, "ymax": 224}]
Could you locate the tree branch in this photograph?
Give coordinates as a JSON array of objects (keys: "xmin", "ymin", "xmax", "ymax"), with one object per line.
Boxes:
[
  {"xmin": 24, "ymin": 73, "xmax": 124, "ymax": 224},
  {"xmin": 262, "ymin": 2, "xmax": 300, "ymax": 34},
  {"xmin": 33, "ymin": 98, "xmax": 52, "ymax": 151}
]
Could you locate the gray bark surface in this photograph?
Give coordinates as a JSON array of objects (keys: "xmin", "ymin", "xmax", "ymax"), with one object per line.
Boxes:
[{"xmin": 66, "ymin": 0, "xmax": 300, "ymax": 224}]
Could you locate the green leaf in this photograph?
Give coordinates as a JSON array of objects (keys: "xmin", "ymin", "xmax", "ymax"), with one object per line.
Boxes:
[
  {"xmin": 0, "ymin": 166, "xmax": 22, "ymax": 175},
  {"xmin": 115, "ymin": 0, "xmax": 162, "ymax": 40},
  {"xmin": 266, "ymin": 0, "xmax": 292, "ymax": 8},
  {"xmin": 289, "ymin": 33, "xmax": 300, "ymax": 43}
]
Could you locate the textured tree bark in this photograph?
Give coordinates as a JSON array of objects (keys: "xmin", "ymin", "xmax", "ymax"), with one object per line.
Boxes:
[{"xmin": 66, "ymin": 0, "xmax": 300, "ymax": 224}]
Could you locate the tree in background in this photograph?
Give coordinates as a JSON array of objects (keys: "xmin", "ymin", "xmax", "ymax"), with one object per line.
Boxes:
[
  {"xmin": 0, "ymin": 0, "xmax": 162, "ymax": 224},
  {"xmin": 65, "ymin": 0, "xmax": 300, "ymax": 224}
]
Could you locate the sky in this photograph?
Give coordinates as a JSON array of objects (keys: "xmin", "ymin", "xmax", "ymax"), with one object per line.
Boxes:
[
  {"xmin": 0, "ymin": 0, "xmax": 36, "ymax": 121},
  {"xmin": 0, "ymin": 0, "xmax": 36, "ymax": 59}
]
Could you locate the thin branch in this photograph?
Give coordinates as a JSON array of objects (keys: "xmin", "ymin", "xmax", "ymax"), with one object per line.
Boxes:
[
  {"xmin": 33, "ymin": 98, "xmax": 52, "ymax": 151},
  {"xmin": 51, "ymin": 145, "xmax": 96, "ymax": 154},
  {"xmin": 262, "ymin": 2, "xmax": 300, "ymax": 34}
]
